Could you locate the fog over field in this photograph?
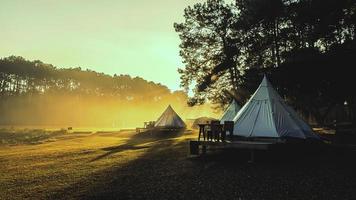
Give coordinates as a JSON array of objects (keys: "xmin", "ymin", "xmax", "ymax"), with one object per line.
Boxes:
[
  {"xmin": 0, "ymin": 56, "xmax": 219, "ymax": 129},
  {"xmin": 0, "ymin": 93, "xmax": 218, "ymax": 129}
]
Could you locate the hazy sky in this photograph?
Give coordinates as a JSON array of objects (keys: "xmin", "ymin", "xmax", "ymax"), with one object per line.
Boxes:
[{"xmin": 0, "ymin": 0, "xmax": 233, "ymax": 91}]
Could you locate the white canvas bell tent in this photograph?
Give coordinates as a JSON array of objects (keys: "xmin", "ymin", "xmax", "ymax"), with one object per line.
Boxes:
[
  {"xmin": 220, "ymin": 99, "xmax": 241, "ymax": 122},
  {"xmin": 232, "ymin": 75, "xmax": 319, "ymax": 139},
  {"xmin": 154, "ymin": 105, "xmax": 186, "ymax": 128}
]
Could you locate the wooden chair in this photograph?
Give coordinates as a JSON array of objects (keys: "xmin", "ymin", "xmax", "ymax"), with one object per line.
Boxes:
[
  {"xmin": 223, "ymin": 121, "xmax": 234, "ymax": 141},
  {"xmin": 208, "ymin": 120, "xmax": 222, "ymax": 141}
]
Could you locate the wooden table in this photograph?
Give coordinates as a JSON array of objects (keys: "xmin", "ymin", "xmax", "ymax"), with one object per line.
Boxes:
[{"xmin": 198, "ymin": 123, "xmax": 224, "ymax": 141}]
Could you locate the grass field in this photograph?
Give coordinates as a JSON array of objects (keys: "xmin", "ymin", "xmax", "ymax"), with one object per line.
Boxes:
[{"xmin": 1, "ymin": 129, "xmax": 356, "ymax": 200}]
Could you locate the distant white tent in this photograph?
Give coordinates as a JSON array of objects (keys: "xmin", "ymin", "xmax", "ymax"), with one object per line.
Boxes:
[
  {"xmin": 154, "ymin": 105, "xmax": 186, "ymax": 128},
  {"xmin": 220, "ymin": 100, "xmax": 241, "ymax": 122},
  {"xmin": 233, "ymin": 75, "xmax": 319, "ymax": 139}
]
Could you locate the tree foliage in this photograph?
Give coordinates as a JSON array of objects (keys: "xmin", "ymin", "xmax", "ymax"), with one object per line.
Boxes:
[
  {"xmin": 0, "ymin": 56, "xmax": 172, "ymax": 100},
  {"xmin": 175, "ymin": 0, "xmax": 355, "ymax": 124}
]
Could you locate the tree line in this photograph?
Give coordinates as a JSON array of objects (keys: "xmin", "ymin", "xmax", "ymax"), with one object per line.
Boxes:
[
  {"xmin": 0, "ymin": 56, "xmax": 215, "ymax": 127},
  {"xmin": 0, "ymin": 55, "xmax": 174, "ymax": 101},
  {"xmin": 175, "ymin": 0, "xmax": 355, "ymax": 125}
]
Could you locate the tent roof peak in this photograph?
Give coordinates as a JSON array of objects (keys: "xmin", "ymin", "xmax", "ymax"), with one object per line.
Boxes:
[{"xmin": 260, "ymin": 74, "xmax": 272, "ymax": 87}]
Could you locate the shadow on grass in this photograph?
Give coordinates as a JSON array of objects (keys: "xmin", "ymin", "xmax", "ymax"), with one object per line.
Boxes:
[
  {"xmin": 90, "ymin": 145, "xmax": 150, "ymax": 162},
  {"xmin": 90, "ymin": 129, "xmax": 187, "ymax": 162},
  {"xmin": 49, "ymin": 131, "xmax": 356, "ymax": 200},
  {"xmin": 49, "ymin": 129, "xmax": 189, "ymax": 200}
]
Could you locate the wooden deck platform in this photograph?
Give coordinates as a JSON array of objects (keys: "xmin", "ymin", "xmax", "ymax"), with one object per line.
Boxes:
[
  {"xmin": 198, "ymin": 140, "xmax": 275, "ymax": 149},
  {"xmin": 190, "ymin": 140, "xmax": 276, "ymax": 150},
  {"xmin": 189, "ymin": 140, "xmax": 278, "ymax": 163}
]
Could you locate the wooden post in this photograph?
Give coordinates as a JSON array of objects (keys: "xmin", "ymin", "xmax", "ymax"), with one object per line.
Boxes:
[
  {"xmin": 248, "ymin": 149, "xmax": 255, "ymax": 163},
  {"xmin": 202, "ymin": 145, "xmax": 207, "ymax": 155},
  {"xmin": 189, "ymin": 141, "xmax": 200, "ymax": 155},
  {"xmin": 198, "ymin": 125, "xmax": 202, "ymax": 141}
]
